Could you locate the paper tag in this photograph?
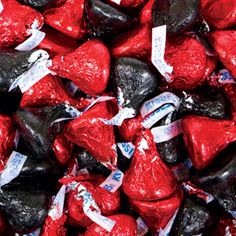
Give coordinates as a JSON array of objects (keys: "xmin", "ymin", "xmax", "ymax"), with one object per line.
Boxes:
[
  {"xmin": 82, "ymin": 96, "xmax": 115, "ymax": 113},
  {"xmin": 142, "ymin": 104, "xmax": 175, "ymax": 129},
  {"xmin": 151, "ymin": 25, "xmax": 173, "ymax": 82},
  {"xmin": 86, "ymin": 209, "xmax": 116, "ymax": 232},
  {"xmin": 51, "ymin": 104, "xmax": 82, "ymax": 124},
  {"xmin": 117, "ymin": 87, "xmax": 125, "ymax": 107},
  {"xmin": 53, "ymin": 96, "xmax": 115, "ymax": 124},
  {"xmin": 65, "ymin": 104, "xmax": 82, "ymax": 118},
  {"xmin": 15, "ymin": 29, "xmax": 45, "ymax": 51},
  {"xmin": 77, "ymin": 168, "xmax": 89, "ymax": 175},
  {"xmin": 0, "ymin": 0, "xmax": 3, "ymax": 14},
  {"xmin": 100, "ymin": 169, "xmax": 124, "ymax": 193},
  {"xmin": 110, "ymin": 0, "xmax": 121, "ymax": 4},
  {"xmin": 137, "ymin": 138, "xmax": 149, "ymax": 155},
  {"xmin": 140, "ymin": 92, "xmax": 180, "ymax": 117},
  {"xmin": 14, "ymin": 130, "xmax": 20, "ymax": 148},
  {"xmin": 15, "ymin": 228, "xmax": 41, "ymax": 236},
  {"xmin": 151, "ymin": 119, "xmax": 182, "ymax": 143},
  {"xmin": 228, "ymin": 210, "xmax": 236, "ymax": 219},
  {"xmin": 69, "ymin": 160, "xmax": 79, "ymax": 176},
  {"xmin": 117, "ymin": 142, "xmax": 135, "ymax": 159},
  {"xmin": 137, "ymin": 217, "xmax": 149, "ymax": 236},
  {"xmin": 159, "ymin": 209, "xmax": 178, "ymax": 236},
  {"xmin": 65, "ymin": 81, "xmax": 78, "ymax": 96},
  {"xmin": 9, "ymin": 50, "xmax": 51, "ymax": 93},
  {"xmin": 100, "ymin": 107, "xmax": 136, "ymax": 126},
  {"xmin": 48, "ymin": 185, "xmax": 66, "ymax": 221},
  {"xmin": 0, "ymin": 151, "xmax": 27, "ymax": 187},
  {"xmin": 183, "ymin": 182, "xmax": 214, "ymax": 204},
  {"xmin": 219, "ymin": 69, "xmax": 236, "ymax": 84},
  {"xmin": 76, "ymin": 183, "xmax": 116, "ymax": 232}
]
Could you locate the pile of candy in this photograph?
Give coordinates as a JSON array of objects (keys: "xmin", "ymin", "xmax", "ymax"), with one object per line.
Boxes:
[{"xmin": 0, "ymin": 0, "xmax": 236, "ymax": 235}]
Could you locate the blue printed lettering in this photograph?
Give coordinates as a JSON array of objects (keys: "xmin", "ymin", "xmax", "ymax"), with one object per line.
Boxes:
[
  {"xmin": 129, "ymin": 148, "xmax": 134, "ymax": 155},
  {"xmin": 103, "ymin": 184, "xmax": 114, "ymax": 191},
  {"xmin": 112, "ymin": 172, "xmax": 122, "ymax": 182},
  {"xmin": 124, "ymin": 144, "xmax": 130, "ymax": 153}
]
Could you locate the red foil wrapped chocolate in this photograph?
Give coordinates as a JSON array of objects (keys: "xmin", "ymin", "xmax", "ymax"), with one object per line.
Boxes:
[
  {"xmin": 165, "ymin": 36, "xmax": 207, "ymax": 90},
  {"xmin": 118, "ymin": 115, "xmax": 143, "ymax": 142},
  {"xmin": 44, "ymin": 0, "xmax": 86, "ymax": 39},
  {"xmin": 38, "ymin": 27, "xmax": 79, "ymax": 57},
  {"xmin": 200, "ymin": 0, "xmax": 236, "ymax": 29},
  {"xmin": 50, "ymin": 40, "xmax": 111, "ymax": 96},
  {"xmin": 140, "ymin": 0, "xmax": 154, "ymax": 25},
  {"xmin": 120, "ymin": 0, "xmax": 145, "ymax": 8},
  {"xmin": 108, "ymin": 0, "xmax": 145, "ymax": 8},
  {"xmin": 111, "ymin": 24, "xmax": 151, "ymax": 60},
  {"xmin": 122, "ymin": 129, "xmax": 177, "ymax": 201},
  {"xmin": 63, "ymin": 102, "xmax": 117, "ymax": 169},
  {"xmin": 41, "ymin": 214, "xmax": 67, "ymax": 236},
  {"xmin": 0, "ymin": 0, "xmax": 44, "ymax": 47},
  {"xmin": 182, "ymin": 115, "xmax": 236, "ymax": 170},
  {"xmin": 203, "ymin": 56, "xmax": 218, "ymax": 79},
  {"xmin": 67, "ymin": 176, "xmax": 120, "ymax": 227}
]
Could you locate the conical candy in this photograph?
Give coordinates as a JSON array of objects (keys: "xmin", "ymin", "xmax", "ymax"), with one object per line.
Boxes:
[
  {"xmin": 44, "ymin": 0, "xmax": 86, "ymax": 39},
  {"xmin": 85, "ymin": 0, "xmax": 136, "ymax": 40},
  {"xmin": 0, "ymin": 0, "xmax": 44, "ymax": 47},
  {"xmin": 111, "ymin": 24, "xmax": 151, "ymax": 60},
  {"xmin": 15, "ymin": 104, "xmax": 72, "ymax": 159},
  {"xmin": 152, "ymin": 0, "xmax": 200, "ymax": 35},
  {"xmin": 50, "ymin": 40, "xmax": 110, "ymax": 96},
  {"xmin": 182, "ymin": 115, "xmax": 236, "ymax": 169},
  {"xmin": 63, "ymin": 102, "xmax": 117, "ymax": 169},
  {"xmin": 122, "ymin": 129, "xmax": 177, "ymax": 201}
]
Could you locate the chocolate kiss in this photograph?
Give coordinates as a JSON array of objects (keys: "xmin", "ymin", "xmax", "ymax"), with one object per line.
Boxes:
[
  {"xmin": 50, "ymin": 39, "xmax": 110, "ymax": 96},
  {"xmin": 190, "ymin": 147, "xmax": 236, "ymax": 213},
  {"xmin": 0, "ymin": 189, "xmax": 49, "ymax": 234},
  {"xmin": 111, "ymin": 24, "xmax": 151, "ymax": 60},
  {"xmin": 85, "ymin": 0, "xmax": 136, "ymax": 39},
  {"xmin": 122, "ymin": 129, "xmax": 177, "ymax": 201},
  {"xmin": 14, "ymin": 104, "xmax": 72, "ymax": 159},
  {"xmin": 170, "ymin": 197, "xmax": 215, "ymax": 235},
  {"xmin": 44, "ymin": 0, "xmax": 85, "ymax": 39},
  {"xmin": 63, "ymin": 102, "xmax": 117, "ymax": 169},
  {"xmin": 182, "ymin": 115, "xmax": 236, "ymax": 170}
]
